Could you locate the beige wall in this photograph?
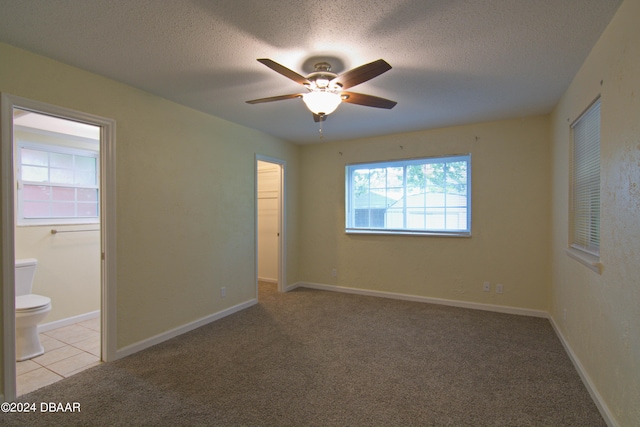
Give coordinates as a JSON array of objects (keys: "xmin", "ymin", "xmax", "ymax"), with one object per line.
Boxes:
[
  {"xmin": 1, "ymin": 0, "xmax": 638, "ymax": 419},
  {"xmin": 15, "ymin": 226, "xmax": 100, "ymax": 324},
  {"xmin": 299, "ymin": 116, "xmax": 551, "ymax": 311},
  {"xmin": 0, "ymin": 40, "xmax": 300, "ymax": 396},
  {"xmin": 550, "ymin": 0, "xmax": 640, "ymax": 424}
]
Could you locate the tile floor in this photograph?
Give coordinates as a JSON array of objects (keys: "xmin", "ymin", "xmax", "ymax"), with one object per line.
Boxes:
[{"xmin": 16, "ymin": 317, "xmax": 101, "ymax": 396}]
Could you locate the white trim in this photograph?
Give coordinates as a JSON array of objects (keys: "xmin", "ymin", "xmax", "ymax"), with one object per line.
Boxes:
[
  {"xmin": 1, "ymin": 94, "xmax": 17, "ymax": 401},
  {"xmin": 99, "ymin": 105, "xmax": 117, "ymax": 364},
  {"xmin": 285, "ymin": 282, "xmax": 302, "ymax": 292},
  {"xmin": 0, "ymin": 94, "xmax": 117, "ymax": 402},
  {"xmin": 548, "ymin": 316, "xmax": 618, "ymax": 427},
  {"xmin": 566, "ymin": 247, "xmax": 602, "ymax": 274},
  {"xmin": 255, "ymin": 155, "xmax": 286, "ymax": 293},
  {"xmin": 38, "ymin": 310, "xmax": 99, "ymax": 333},
  {"xmin": 258, "ymin": 277, "xmax": 278, "ymax": 284},
  {"xmin": 291, "ymin": 281, "xmax": 548, "ymax": 318},
  {"xmin": 345, "ymin": 229, "xmax": 471, "ymax": 237},
  {"xmin": 115, "ymin": 299, "xmax": 257, "ymax": 360}
]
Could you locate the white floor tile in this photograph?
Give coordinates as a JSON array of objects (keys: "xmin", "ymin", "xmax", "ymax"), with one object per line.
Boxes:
[
  {"xmin": 72, "ymin": 336, "xmax": 101, "ymax": 357},
  {"xmin": 43, "ymin": 324, "xmax": 99, "ymax": 345},
  {"xmin": 65, "ymin": 361, "xmax": 102, "ymax": 377},
  {"xmin": 32, "ymin": 345, "xmax": 83, "ymax": 367},
  {"xmin": 16, "ymin": 359, "xmax": 40, "ymax": 376},
  {"xmin": 17, "ymin": 319, "xmax": 101, "ymax": 396},
  {"xmin": 17, "ymin": 367, "xmax": 63, "ymax": 396},
  {"xmin": 39, "ymin": 334, "xmax": 67, "ymax": 352},
  {"xmin": 77, "ymin": 317, "xmax": 100, "ymax": 331},
  {"xmin": 47, "ymin": 352, "xmax": 101, "ymax": 377}
]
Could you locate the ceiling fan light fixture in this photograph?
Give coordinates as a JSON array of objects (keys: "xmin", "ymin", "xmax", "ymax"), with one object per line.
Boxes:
[
  {"xmin": 247, "ymin": 58, "xmax": 396, "ymax": 123},
  {"xmin": 302, "ymin": 91, "xmax": 342, "ymax": 116},
  {"xmin": 315, "ymin": 77, "xmax": 330, "ymax": 88}
]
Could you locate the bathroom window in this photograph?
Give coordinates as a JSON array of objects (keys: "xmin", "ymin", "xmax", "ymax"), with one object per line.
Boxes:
[{"xmin": 17, "ymin": 142, "xmax": 99, "ymax": 225}]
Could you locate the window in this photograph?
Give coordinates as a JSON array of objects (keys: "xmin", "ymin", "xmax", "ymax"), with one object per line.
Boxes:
[
  {"xmin": 570, "ymin": 98, "xmax": 601, "ymax": 259},
  {"xmin": 346, "ymin": 154, "xmax": 471, "ymax": 236},
  {"xmin": 17, "ymin": 142, "xmax": 99, "ymax": 225}
]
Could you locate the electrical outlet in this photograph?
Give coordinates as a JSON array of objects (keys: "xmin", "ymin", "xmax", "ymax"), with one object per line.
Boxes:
[
  {"xmin": 221, "ymin": 287, "xmax": 226, "ymax": 298},
  {"xmin": 496, "ymin": 284, "xmax": 504, "ymax": 294},
  {"xmin": 483, "ymin": 282, "xmax": 490, "ymax": 292},
  {"xmin": 332, "ymin": 268, "xmax": 337, "ymax": 277}
]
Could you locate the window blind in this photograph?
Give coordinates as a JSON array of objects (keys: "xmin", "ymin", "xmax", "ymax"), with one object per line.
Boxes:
[{"xmin": 570, "ymin": 99, "xmax": 601, "ymax": 255}]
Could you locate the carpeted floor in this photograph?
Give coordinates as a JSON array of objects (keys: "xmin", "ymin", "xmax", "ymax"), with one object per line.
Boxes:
[{"xmin": 1, "ymin": 283, "xmax": 605, "ymax": 426}]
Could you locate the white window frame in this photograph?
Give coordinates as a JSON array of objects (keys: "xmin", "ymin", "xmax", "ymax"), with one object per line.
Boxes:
[
  {"xmin": 567, "ymin": 98, "xmax": 601, "ymax": 273},
  {"xmin": 345, "ymin": 154, "xmax": 471, "ymax": 236},
  {"xmin": 16, "ymin": 141, "xmax": 100, "ymax": 226}
]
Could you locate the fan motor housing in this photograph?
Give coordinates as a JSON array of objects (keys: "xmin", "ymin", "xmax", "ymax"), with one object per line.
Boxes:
[{"xmin": 306, "ymin": 62, "xmax": 339, "ymax": 89}]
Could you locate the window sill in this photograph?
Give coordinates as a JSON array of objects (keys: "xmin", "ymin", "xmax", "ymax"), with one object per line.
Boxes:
[
  {"xmin": 566, "ymin": 247, "xmax": 602, "ymax": 274},
  {"xmin": 346, "ymin": 229, "xmax": 471, "ymax": 237},
  {"xmin": 18, "ymin": 219, "xmax": 99, "ymax": 227}
]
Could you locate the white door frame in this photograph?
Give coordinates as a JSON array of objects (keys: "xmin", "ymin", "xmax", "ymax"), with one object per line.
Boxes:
[
  {"xmin": 255, "ymin": 155, "xmax": 286, "ymax": 293},
  {"xmin": 1, "ymin": 94, "xmax": 117, "ymax": 401}
]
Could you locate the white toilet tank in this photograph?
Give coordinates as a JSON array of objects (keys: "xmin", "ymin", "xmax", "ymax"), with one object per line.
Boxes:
[{"xmin": 15, "ymin": 258, "xmax": 38, "ymax": 296}]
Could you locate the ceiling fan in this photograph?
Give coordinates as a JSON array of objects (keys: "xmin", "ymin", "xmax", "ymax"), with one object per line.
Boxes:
[{"xmin": 246, "ymin": 58, "xmax": 397, "ymax": 122}]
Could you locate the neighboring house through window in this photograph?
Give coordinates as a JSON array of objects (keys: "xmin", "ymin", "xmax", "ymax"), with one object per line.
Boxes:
[{"xmin": 346, "ymin": 154, "xmax": 471, "ymax": 236}]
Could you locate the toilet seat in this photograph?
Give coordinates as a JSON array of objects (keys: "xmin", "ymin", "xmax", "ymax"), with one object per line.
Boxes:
[{"xmin": 16, "ymin": 294, "xmax": 51, "ymax": 312}]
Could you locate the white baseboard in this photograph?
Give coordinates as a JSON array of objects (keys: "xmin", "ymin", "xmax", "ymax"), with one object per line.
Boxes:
[
  {"xmin": 115, "ymin": 299, "xmax": 258, "ymax": 360},
  {"xmin": 258, "ymin": 277, "xmax": 278, "ymax": 284},
  {"xmin": 292, "ymin": 282, "xmax": 548, "ymax": 318},
  {"xmin": 285, "ymin": 282, "xmax": 301, "ymax": 292},
  {"xmin": 38, "ymin": 310, "xmax": 100, "ymax": 333},
  {"xmin": 548, "ymin": 316, "xmax": 618, "ymax": 427}
]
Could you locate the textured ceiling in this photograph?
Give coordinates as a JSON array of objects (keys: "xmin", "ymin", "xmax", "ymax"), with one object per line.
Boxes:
[{"xmin": 0, "ymin": 0, "xmax": 622, "ymax": 144}]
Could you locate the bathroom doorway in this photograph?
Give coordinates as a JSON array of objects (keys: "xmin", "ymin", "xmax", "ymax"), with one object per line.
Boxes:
[
  {"xmin": 256, "ymin": 156, "xmax": 285, "ymax": 297},
  {"xmin": 1, "ymin": 94, "xmax": 116, "ymax": 400}
]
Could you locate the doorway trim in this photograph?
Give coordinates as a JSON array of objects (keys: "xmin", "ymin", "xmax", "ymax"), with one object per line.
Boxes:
[
  {"xmin": 255, "ymin": 155, "xmax": 286, "ymax": 293},
  {"xmin": 1, "ymin": 94, "xmax": 117, "ymax": 401}
]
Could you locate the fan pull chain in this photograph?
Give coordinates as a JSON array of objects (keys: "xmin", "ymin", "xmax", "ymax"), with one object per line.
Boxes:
[{"xmin": 319, "ymin": 119, "xmax": 324, "ymax": 139}]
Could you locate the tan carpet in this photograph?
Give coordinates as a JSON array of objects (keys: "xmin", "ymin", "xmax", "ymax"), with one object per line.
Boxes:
[{"xmin": 1, "ymin": 283, "xmax": 605, "ymax": 426}]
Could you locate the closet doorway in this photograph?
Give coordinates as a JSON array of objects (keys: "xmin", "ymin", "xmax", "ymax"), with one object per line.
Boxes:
[{"xmin": 256, "ymin": 156, "xmax": 285, "ymax": 295}]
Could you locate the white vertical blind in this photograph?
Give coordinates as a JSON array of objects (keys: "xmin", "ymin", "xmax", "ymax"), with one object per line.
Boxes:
[{"xmin": 570, "ymin": 99, "xmax": 601, "ymax": 255}]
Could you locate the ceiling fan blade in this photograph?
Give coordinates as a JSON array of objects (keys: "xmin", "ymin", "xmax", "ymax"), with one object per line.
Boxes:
[
  {"xmin": 246, "ymin": 93, "xmax": 303, "ymax": 104},
  {"xmin": 331, "ymin": 59, "xmax": 392, "ymax": 90},
  {"xmin": 313, "ymin": 113, "xmax": 327, "ymax": 123},
  {"xmin": 341, "ymin": 92, "xmax": 397, "ymax": 109},
  {"xmin": 257, "ymin": 59, "xmax": 310, "ymax": 86}
]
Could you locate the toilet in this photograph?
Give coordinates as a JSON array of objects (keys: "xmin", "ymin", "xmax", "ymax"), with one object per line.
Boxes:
[{"xmin": 15, "ymin": 258, "xmax": 52, "ymax": 361}]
